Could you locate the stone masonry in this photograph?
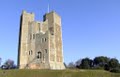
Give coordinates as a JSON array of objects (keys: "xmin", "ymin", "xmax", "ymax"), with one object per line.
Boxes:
[{"xmin": 18, "ymin": 10, "xmax": 65, "ymax": 69}]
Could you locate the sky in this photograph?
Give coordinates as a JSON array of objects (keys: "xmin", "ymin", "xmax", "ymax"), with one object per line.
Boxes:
[{"xmin": 0, "ymin": 0, "xmax": 120, "ymax": 65}]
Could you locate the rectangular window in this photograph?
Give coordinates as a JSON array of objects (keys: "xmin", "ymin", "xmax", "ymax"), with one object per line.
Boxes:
[
  {"xmin": 45, "ymin": 38, "xmax": 47, "ymax": 42},
  {"xmin": 45, "ymin": 49, "xmax": 47, "ymax": 53},
  {"xmin": 33, "ymin": 34, "xmax": 35, "ymax": 39}
]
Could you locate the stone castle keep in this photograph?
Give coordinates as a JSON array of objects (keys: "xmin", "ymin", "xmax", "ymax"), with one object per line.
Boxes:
[{"xmin": 18, "ymin": 10, "xmax": 65, "ymax": 69}]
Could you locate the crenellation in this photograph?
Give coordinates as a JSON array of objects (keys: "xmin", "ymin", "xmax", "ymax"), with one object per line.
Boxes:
[{"xmin": 18, "ymin": 10, "xmax": 65, "ymax": 69}]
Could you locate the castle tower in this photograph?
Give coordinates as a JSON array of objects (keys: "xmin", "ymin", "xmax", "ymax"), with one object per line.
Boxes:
[{"xmin": 18, "ymin": 10, "xmax": 65, "ymax": 69}]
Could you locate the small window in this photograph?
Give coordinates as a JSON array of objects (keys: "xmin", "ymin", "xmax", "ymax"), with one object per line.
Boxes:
[
  {"xmin": 29, "ymin": 50, "xmax": 33, "ymax": 55},
  {"xmin": 45, "ymin": 38, "xmax": 47, "ymax": 42},
  {"xmin": 31, "ymin": 50, "xmax": 33, "ymax": 55},
  {"xmin": 29, "ymin": 51, "xmax": 30, "ymax": 55},
  {"xmin": 33, "ymin": 34, "xmax": 35, "ymax": 39},
  {"xmin": 49, "ymin": 27, "xmax": 54, "ymax": 35},
  {"xmin": 45, "ymin": 49, "xmax": 47, "ymax": 53},
  {"xmin": 51, "ymin": 33, "xmax": 54, "ymax": 35},
  {"xmin": 37, "ymin": 51, "xmax": 42, "ymax": 59}
]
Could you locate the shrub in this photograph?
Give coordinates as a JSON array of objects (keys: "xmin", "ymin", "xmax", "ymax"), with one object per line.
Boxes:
[{"xmin": 110, "ymin": 68, "xmax": 120, "ymax": 73}]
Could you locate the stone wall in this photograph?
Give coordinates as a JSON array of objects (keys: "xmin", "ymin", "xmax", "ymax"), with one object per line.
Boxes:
[{"xmin": 18, "ymin": 10, "xmax": 65, "ymax": 69}]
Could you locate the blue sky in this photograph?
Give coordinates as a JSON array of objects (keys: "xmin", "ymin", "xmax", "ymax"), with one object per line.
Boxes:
[{"xmin": 0, "ymin": 0, "xmax": 120, "ymax": 65}]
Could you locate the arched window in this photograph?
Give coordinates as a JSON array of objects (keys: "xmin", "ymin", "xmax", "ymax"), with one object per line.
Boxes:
[
  {"xmin": 45, "ymin": 38, "xmax": 47, "ymax": 42},
  {"xmin": 29, "ymin": 50, "xmax": 33, "ymax": 55},
  {"xmin": 45, "ymin": 49, "xmax": 47, "ymax": 53},
  {"xmin": 37, "ymin": 51, "xmax": 42, "ymax": 59},
  {"xmin": 29, "ymin": 51, "xmax": 30, "ymax": 55},
  {"xmin": 33, "ymin": 34, "xmax": 35, "ymax": 39},
  {"xmin": 31, "ymin": 50, "xmax": 33, "ymax": 55}
]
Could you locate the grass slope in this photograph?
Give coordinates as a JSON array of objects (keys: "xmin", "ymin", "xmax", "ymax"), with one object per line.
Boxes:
[{"xmin": 0, "ymin": 69, "xmax": 120, "ymax": 77}]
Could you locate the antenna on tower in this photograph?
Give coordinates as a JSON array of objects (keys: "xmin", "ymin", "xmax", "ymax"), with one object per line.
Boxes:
[{"xmin": 47, "ymin": 3, "xmax": 50, "ymax": 13}]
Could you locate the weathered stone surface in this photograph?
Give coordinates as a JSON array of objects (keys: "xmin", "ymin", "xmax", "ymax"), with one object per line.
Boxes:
[{"xmin": 18, "ymin": 11, "xmax": 65, "ymax": 69}]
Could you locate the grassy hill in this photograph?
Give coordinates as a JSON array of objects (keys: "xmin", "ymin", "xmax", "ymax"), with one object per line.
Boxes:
[{"xmin": 0, "ymin": 69, "xmax": 120, "ymax": 77}]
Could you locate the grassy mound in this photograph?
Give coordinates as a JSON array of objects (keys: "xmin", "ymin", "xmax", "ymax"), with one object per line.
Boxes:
[{"xmin": 0, "ymin": 69, "xmax": 120, "ymax": 77}]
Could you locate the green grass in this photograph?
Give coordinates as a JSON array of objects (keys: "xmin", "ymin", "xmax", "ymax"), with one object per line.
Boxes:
[{"xmin": 0, "ymin": 69, "xmax": 120, "ymax": 77}]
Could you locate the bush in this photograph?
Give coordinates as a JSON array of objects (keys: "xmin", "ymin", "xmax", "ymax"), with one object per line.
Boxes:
[
  {"xmin": 110, "ymin": 68, "xmax": 120, "ymax": 73},
  {"xmin": 1, "ymin": 59, "xmax": 17, "ymax": 70},
  {"xmin": 1, "ymin": 65, "xmax": 9, "ymax": 70},
  {"xmin": 104, "ymin": 64, "xmax": 110, "ymax": 71},
  {"xmin": 68, "ymin": 62, "xmax": 76, "ymax": 69},
  {"xmin": 92, "ymin": 65, "xmax": 104, "ymax": 70}
]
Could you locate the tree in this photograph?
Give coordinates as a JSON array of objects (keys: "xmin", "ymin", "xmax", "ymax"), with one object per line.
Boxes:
[
  {"xmin": 108, "ymin": 58, "xmax": 119, "ymax": 69},
  {"xmin": 68, "ymin": 62, "xmax": 76, "ymax": 69},
  {"xmin": 3, "ymin": 59, "xmax": 15, "ymax": 69},
  {"xmin": 104, "ymin": 64, "xmax": 110, "ymax": 71},
  {"xmin": 75, "ymin": 59, "xmax": 82, "ymax": 68},
  {"xmin": 80, "ymin": 58, "xmax": 93, "ymax": 69},
  {"xmin": 93, "ymin": 56, "xmax": 110, "ymax": 67},
  {"xmin": 0, "ymin": 57, "xmax": 1, "ymax": 66}
]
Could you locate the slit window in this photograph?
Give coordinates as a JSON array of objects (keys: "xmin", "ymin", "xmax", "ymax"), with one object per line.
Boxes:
[
  {"xmin": 29, "ymin": 51, "xmax": 30, "ymax": 55},
  {"xmin": 45, "ymin": 38, "xmax": 47, "ymax": 42},
  {"xmin": 45, "ymin": 49, "xmax": 47, "ymax": 53},
  {"xmin": 31, "ymin": 50, "xmax": 33, "ymax": 55},
  {"xmin": 33, "ymin": 34, "xmax": 35, "ymax": 39},
  {"xmin": 29, "ymin": 50, "xmax": 33, "ymax": 55}
]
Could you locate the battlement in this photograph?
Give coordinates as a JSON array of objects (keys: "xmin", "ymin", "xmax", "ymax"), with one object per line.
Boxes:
[
  {"xmin": 22, "ymin": 10, "xmax": 34, "ymax": 15},
  {"xmin": 18, "ymin": 10, "xmax": 65, "ymax": 70}
]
